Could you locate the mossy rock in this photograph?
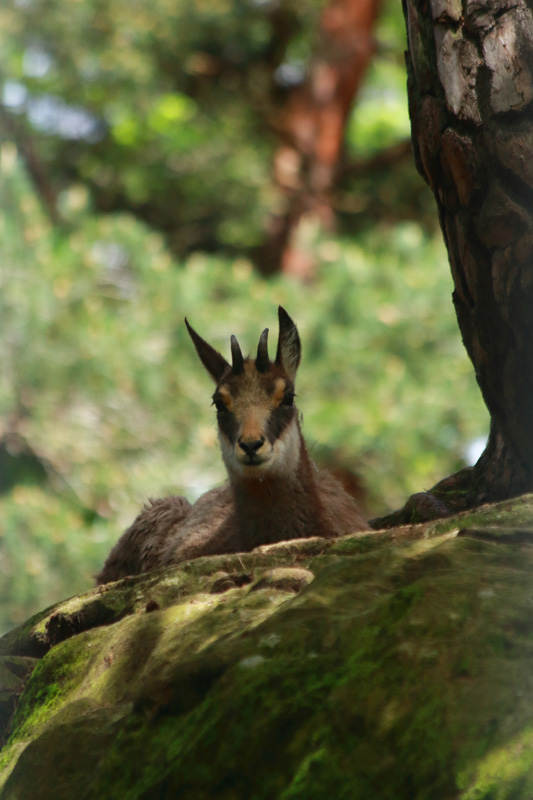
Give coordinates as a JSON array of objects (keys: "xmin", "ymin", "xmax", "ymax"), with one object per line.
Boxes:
[{"xmin": 2, "ymin": 495, "xmax": 533, "ymax": 799}]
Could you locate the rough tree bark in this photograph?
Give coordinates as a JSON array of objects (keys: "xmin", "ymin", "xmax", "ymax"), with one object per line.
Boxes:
[
  {"xmin": 393, "ymin": 0, "xmax": 533, "ymax": 518},
  {"xmin": 374, "ymin": 0, "xmax": 533, "ymax": 527},
  {"xmin": 258, "ymin": 0, "xmax": 382, "ymax": 278}
]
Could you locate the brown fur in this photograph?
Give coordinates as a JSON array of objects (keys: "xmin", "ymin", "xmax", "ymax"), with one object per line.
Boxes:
[{"xmin": 96, "ymin": 309, "xmax": 368, "ymax": 585}]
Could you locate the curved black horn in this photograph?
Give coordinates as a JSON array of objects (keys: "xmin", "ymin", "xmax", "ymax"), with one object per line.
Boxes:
[
  {"xmin": 230, "ymin": 334, "xmax": 245, "ymax": 374},
  {"xmin": 256, "ymin": 328, "xmax": 270, "ymax": 373}
]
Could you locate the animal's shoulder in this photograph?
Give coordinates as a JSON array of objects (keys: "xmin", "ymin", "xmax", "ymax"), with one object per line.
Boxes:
[
  {"xmin": 315, "ymin": 467, "xmax": 368, "ymax": 533},
  {"xmin": 160, "ymin": 484, "xmax": 238, "ymax": 564},
  {"xmin": 189, "ymin": 484, "xmax": 234, "ymax": 514}
]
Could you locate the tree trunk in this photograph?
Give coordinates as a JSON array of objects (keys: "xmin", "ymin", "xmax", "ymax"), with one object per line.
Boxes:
[{"xmin": 403, "ymin": 0, "xmax": 533, "ymax": 505}]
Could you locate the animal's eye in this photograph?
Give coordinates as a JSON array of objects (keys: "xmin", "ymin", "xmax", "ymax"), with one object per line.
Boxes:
[
  {"xmin": 281, "ymin": 392, "xmax": 295, "ymax": 407},
  {"xmin": 213, "ymin": 399, "xmax": 228, "ymax": 413}
]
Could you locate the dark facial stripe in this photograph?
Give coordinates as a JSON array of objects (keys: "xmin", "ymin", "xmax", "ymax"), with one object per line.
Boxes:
[
  {"xmin": 265, "ymin": 405, "xmax": 297, "ymax": 444},
  {"xmin": 216, "ymin": 407, "xmax": 239, "ymax": 445}
]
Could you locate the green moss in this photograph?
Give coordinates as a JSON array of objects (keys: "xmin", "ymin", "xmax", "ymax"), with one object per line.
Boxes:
[
  {"xmin": 3, "ymin": 498, "xmax": 533, "ymax": 798},
  {"xmin": 458, "ymin": 728, "xmax": 533, "ymax": 799},
  {"xmin": 327, "ymin": 535, "xmax": 377, "ymax": 555},
  {"xmin": 8, "ymin": 629, "xmax": 106, "ymax": 742}
]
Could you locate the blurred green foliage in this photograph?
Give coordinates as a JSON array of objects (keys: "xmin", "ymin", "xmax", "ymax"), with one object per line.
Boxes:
[
  {"xmin": 0, "ymin": 0, "xmax": 490, "ymax": 633},
  {"xmin": 0, "ymin": 0, "xmax": 419, "ymax": 254},
  {"xmin": 0, "ymin": 0, "xmax": 302, "ymax": 252},
  {"xmin": 0, "ymin": 146, "xmax": 488, "ymax": 632},
  {"xmin": 347, "ymin": 3, "xmax": 411, "ymax": 156}
]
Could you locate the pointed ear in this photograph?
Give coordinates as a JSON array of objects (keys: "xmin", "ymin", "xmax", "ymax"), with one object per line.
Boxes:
[
  {"xmin": 185, "ymin": 319, "xmax": 230, "ymax": 383},
  {"xmin": 275, "ymin": 306, "xmax": 301, "ymax": 380}
]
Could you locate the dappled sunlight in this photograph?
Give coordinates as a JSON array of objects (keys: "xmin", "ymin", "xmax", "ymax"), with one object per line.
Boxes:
[
  {"xmin": 0, "ymin": 151, "xmax": 489, "ymax": 632},
  {"xmin": 0, "ymin": 0, "xmax": 491, "ymax": 632}
]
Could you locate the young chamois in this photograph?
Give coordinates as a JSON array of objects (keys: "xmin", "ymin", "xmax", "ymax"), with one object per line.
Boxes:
[{"xmin": 96, "ymin": 307, "xmax": 368, "ymax": 584}]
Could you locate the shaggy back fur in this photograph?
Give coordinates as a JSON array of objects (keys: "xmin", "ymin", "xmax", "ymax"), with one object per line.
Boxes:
[{"xmin": 96, "ymin": 308, "xmax": 368, "ymax": 584}]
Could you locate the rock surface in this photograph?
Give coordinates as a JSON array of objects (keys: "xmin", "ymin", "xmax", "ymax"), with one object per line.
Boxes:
[{"xmin": 2, "ymin": 495, "xmax": 533, "ymax": 798}]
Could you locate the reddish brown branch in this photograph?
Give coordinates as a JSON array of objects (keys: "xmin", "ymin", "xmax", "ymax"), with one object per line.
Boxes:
[{"xmin": 258, "ymin": 0, "xmax": 383, "ymax": 277}]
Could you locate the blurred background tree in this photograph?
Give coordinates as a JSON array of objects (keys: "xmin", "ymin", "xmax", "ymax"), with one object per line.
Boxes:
[
  {"xmin": 0, "ymin": 0, "xmax": 488, "ymax": 632},
  {"xmin": 1, "ymin": 0, "xmax": 428, "ymax": 262}
]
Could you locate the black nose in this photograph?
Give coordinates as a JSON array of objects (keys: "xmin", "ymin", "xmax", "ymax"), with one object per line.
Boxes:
[{"xmin": 238, "ymin": 438, "xmax": 265, "ymax": 458}]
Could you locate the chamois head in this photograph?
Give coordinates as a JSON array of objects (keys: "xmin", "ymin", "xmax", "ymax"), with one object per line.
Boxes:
[{"xmin": 185, "ymin": 307, "xmax": 302, "ymax": 479}]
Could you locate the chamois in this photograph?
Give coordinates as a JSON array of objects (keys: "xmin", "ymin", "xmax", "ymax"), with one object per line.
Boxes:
[{"xmin": 96, "ymin": 307, "xmax": 368, "ymax": 584}]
